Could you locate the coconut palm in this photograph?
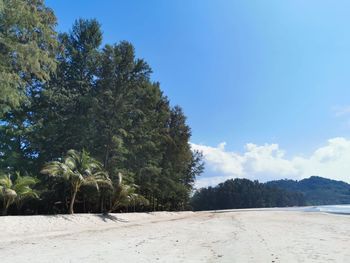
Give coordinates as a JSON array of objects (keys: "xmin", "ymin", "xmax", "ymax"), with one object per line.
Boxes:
[
  {"xmin": 41, "ymin": 149, "xmax": 112, "ymax": 214},
  {"xmin": 109, "ymin": 173, "xmax": 148, "ymax": 212},
  {"xmin": 0, "ymin": 172, "xmax": 38, "ymax": 215}
]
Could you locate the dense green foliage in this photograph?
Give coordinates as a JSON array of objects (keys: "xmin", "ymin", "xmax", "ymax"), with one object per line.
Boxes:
[
  {"xmin": 0, "ymin": 172, "xmax": 38, "ymax": 215},
  {"xmin": 266, "ymin": 176, "xmax": 350, "ymax": 205},
  {"xmin": 41, "ymin": 149, "xmax": 112, "ymax": 214},
  {"xmin": 192, "ymin": 176, "xmax": 350, "ymax": 211},
  {"xmin": 0, "ymin": 0, "xmax": 58, "ymax": 117},
  {"xmin": 191, "ymin": 178, "xmax": 306, "ymax": 211},
  {"xmin": 0, "ymin": 0, "xmax": 204, "ymax": 215}
]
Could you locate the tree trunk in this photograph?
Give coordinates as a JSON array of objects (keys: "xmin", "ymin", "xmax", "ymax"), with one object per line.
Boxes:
[
  {"xmin": 100, "ymin": 197, "xmax": 104, "ymax": 213},
  {"xmin": 2, "ymin": 199, "xmax": 9, "ymax": 216},
  {"xmin": 69, "ymin": 188, "xmax": 78, "ymax": 214},
  {"xmin": 104, "ymin": 145, "xmax": 110, "ymax": 168}
]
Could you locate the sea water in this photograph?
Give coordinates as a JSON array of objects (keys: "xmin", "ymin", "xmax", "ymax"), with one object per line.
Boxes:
[
  {"xmin": 212, "ymin": 205, "xmax": 350, "ymax": 215},
  {"xmin": 303, "ymin": 204, "xmax": 350, "ymax": 215}
]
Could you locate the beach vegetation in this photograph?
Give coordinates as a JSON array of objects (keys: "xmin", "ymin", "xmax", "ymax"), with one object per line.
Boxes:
[
  {"xmin": 0, "ymin": 172, "xmax": 38, "ymax": 215},
  {"xmin": 0, "ymin": 0, "xmax": 203, "ymax": 215},
  {"xmin": 41, "ymin": 150, "xmax": 112, "ymax": 214}
]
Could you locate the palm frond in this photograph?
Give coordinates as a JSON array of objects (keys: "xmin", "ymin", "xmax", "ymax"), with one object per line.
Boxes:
[
  {"xmin": 83, "ymin": 176, "xmax": 99, "ymax": 190},
  {"xmin": 65, "ymin": 157, "xmax": 77, "ymax": 170},
  {"xmin": 41, "ymin": 149, "xmax": 111, "ymax": 214},
  {"xmin": 0, "ymin": 174, "xmax": 13, "ymax": 189},
  {"xmin": 41, "ymin": 161, "xmax": 65, "ymax": 176},
  {"xmin": 0, "ymin": 172, "xmax": 39, "ymax": 212},
  {"xmin": 13, "ymin": 175, "xmax": 38, "ymax": 194}
]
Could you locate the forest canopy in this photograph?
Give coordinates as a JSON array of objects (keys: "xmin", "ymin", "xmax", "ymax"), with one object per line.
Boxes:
[
  {"xmin": 0, "ymin": 0, "xmax": 204, "ymax": 215},
  {"xmin": 191, "ymin": 178, "xmax": 306, "ymax": 211},
  {"xmin": 191, "ymin": 176, "xmax": 350, "ymax": 211}
]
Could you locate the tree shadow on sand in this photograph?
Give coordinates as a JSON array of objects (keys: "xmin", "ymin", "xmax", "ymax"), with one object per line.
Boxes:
[{"xmin": 97, "ymin": 213, "xmax": 129, "ymax": 223}]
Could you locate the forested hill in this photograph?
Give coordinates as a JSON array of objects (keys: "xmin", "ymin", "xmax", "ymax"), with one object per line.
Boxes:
[
  {"xmin": 191, "ymin": 176, "xmax": 350, "ymax": 211},
  {"xmin": 266, "ymin": 176, "xmax": 350, "ymax": 205},
  {"xmin": 190, "ymin": 178, "xmax": 306, "ymax": 211}
]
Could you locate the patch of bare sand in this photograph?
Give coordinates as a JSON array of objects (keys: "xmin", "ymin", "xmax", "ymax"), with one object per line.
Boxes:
[{"xmin": 1, "ymin": 210, "xmax": 350, "ymax": 262}]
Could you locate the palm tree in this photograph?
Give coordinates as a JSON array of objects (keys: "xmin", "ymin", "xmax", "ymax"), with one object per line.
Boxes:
[
  {"xmin": 109, "ymin": 173, "xmax": 148, "ymax": 212},
  {"xmin": 41, "ymin": 149, "xmax": 112, "ymax": 214},
  {"xmin": 0, "ymin": 172, "xmax": 38, "ymax": 215}
]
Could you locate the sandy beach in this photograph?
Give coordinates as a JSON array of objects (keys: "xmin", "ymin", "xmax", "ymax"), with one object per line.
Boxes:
[{"xmin": 1, "ymin": 210, "xmax": 350, "ymax": 262}]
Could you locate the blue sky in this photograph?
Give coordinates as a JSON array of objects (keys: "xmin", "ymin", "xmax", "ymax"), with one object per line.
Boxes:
[{"xmin": 46, "ymin": 0, "xmax": 350, "ymax": 185}]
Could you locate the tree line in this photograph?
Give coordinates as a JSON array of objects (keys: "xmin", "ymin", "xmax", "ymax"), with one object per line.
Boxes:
[
  {"xmin": 191, "ymin": 178, "xmax": 306, "ymax": 211},
  {"xmin": 0, "ymin": 0, "xmax": 204, "ymax": 215}
]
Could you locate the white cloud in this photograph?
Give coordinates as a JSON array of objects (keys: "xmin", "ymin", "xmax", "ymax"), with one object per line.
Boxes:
[
  {"xmin": 333, "ymin": 106, "xmax": 350, "ymax": 117},
  {"xmin": 191, "ymin": 137, "xmax": 350, "ymax": 188},
  {"xmin": 333, "ymin": 106, "xmax": 350, "ymax": 130}
]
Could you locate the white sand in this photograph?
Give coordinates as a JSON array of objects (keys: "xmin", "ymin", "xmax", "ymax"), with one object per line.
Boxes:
[{"xmin": 1, "ymin": 210, "xmax": 350, "ymax": 262}]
